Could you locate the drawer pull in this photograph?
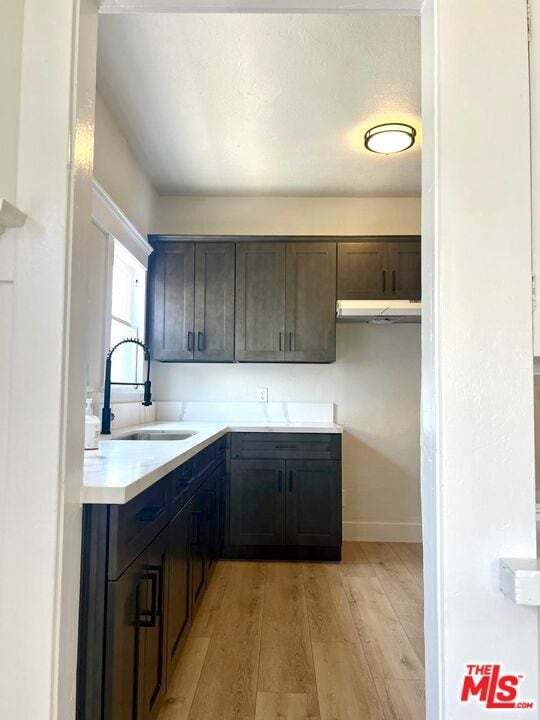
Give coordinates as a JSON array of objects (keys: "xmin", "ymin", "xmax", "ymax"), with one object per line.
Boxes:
[
  {"xmin": 276, "ymin": 444, "xmax": 297, "ymax": 449},
  {"xmin": 136, "ymin": 505, "xmax": 165, "ymax": 523}
]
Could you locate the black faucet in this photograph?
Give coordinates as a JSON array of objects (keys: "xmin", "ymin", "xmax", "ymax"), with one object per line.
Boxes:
[{"xmin": 101, "ymin": 338, "xmax": 152, "ymax": 435}]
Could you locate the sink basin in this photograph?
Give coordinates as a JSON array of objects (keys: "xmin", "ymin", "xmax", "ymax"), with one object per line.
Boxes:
[{"xmin": 115, "ymin": 430, "xmax": 197, "ymax": 441}]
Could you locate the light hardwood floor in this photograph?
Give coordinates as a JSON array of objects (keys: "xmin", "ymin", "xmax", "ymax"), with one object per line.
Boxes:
[{"xmin": 158, "ymin": 542, "xmax": 425, "ymax": 720}]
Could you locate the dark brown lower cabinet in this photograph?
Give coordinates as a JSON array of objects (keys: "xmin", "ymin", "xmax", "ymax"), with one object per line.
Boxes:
[
  {"xmin": 226, "ymin": 434, "xmax": 342, "ymax": 561},
  {"xmin": 78, "ymin": 433, "xmax": 342, "ymax": 720},
  {"xmin": 204, "ymin": 465, "xmax": 225, "ymax": 581},
  {"xmin": 285, "ymin": 460, "xmax": 341, "ymax": 547},
  {"xmin": 142, "ymin": 530, "xmax": 168, "ymax": 720},
  {"xmin": 189, "ymin": 492, "xmax": 207, "ymax": 618},
  {"xmin": 166, "ymin": 502, "xmax": 191, "ymax": 678},
  {"xmin": 103, "ymin": 526, "xmax": 167, "ymax": 720},
  {"xmin": 78, "ymin": 438, "xmax": 227, "ymax": 720},
  {"xmin": 229, "ymin": 459, "xmax": 286, "ymax": 546},
  {"xmin": 103, "ymin": 552, "xmax": 147, "ymax": 720}
]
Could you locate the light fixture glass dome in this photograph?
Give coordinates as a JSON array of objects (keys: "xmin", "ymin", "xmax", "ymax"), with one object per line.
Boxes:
[{"xmin": 364, "ymin": 123, "xmax": 416, "ymax": 154}]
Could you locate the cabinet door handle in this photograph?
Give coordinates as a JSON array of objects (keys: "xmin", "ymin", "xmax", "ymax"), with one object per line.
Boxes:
[
  {"xmin": 288, "ymin": 332, "xmax": 293, "ymax": 352},
  {"xmin": 148, "ymin": 561, "xmax": 164, "ymax": 616},
  {"xmin": 288, "ymin": 471, "xmax": 293, "ymax": 492},
  {"xmin": 279, "ymin": 332, "xmax": 283, "ymax": 351},
  {"xmin": 278, "ymin": 470, "xmax": 283, "ymax": 493},
  {"xmin": 139, "ymin": 571, "xmax": 158, "ymax": 628},
  {"xmin": 382, "ymin": 270, "xmax": 386, "ymax": 294},
  {"xmin": 197, "ymin": 332, "xmax": 205, "ymax": 352},
  {"xmin": 187, "ymin": 331, "xmax": 194, "ymax": 352},
  {"xmin": 392, "ymin": 270, "xmax": 397, "ymax": 294}
]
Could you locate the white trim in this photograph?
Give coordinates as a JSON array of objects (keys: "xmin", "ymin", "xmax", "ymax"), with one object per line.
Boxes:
[
  {"xmin": 342, "ymin": 520, "xmax": 422, "ymax": 543},
  {"xmin": 500, "ymin": 558, "xmax": 540, "ymax": 606},
  {"xmin": 98, "ymin": 0, "xmax": 422, "ymax": 14},
  {"xmin": 0, "ymin": 198, "xmax": 26, "ymax": 235},
  {"xmin": 91, "ymin": 178, "xmax": 152, "ymax": 268}
]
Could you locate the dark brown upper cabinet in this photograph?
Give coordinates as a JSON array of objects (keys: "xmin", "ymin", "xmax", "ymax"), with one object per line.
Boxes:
[
  {"xmin": 235, "ymin": 241, "xmax": 336, "ymax": 363},
  {"xmin": 285, "ymin": 243, "xmax": 336, "ymax": 362},
  {"xmin": 338, "ymin": 238, "xmax": 421, "ymax": 301},
  {"xmin": 235, "ymin": 242, "xmax": 286, "ymax": 362},
  {"xmin": 148, "ymin": 242, "xmax": 195, "ymax": 361},
  {"xmin": 148, "ymin": 241, "xmax": 235, "ymax": 362},
  {"xmin": 387, "ymin": 241, "xmax": 421, "ymax": 301},
  {"xmin": 194, "ymin": 243, "xmax": 235, "ymax": 361}
]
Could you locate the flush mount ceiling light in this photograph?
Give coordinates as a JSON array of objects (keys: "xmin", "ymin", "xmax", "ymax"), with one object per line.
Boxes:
[{"xmin": 364, "ymin": 123, "xmax": 416, "ymax": 155}]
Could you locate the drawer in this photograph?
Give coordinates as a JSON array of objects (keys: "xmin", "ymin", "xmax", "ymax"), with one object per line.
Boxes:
[
  {"xmin": 230, "ymin": 432, "xmax": 341, "ymax": 460},
  {"xmin": 108, "ymin": 476, "xmax": 170, "ymax": 580},
  {"xmin": 170, "ymin": 457, "xmax": 197, "ymax": 515},
  {"xmin": 192, "ymin": 444, "xmax": 216, "ymax": 478},
  {"xmin": 170, "ymin": 437, "xmax": 228, "ymax": 515}
]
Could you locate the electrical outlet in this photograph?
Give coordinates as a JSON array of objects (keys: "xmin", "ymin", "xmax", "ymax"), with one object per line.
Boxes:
[{"xmin": 257, "ymin": 387, "xmax": 268, "ymax": 403}]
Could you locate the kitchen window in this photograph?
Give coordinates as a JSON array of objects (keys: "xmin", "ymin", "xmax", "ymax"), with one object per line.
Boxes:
[{"xmin": 109, "ymin": 240, "xmax": 147, "ymax": 387}]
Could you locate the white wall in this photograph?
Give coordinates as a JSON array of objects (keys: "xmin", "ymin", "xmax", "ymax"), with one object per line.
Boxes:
[
  {"xmin": 156, "ymin": 195, "xmax": 421, "ymax": 235},
  {"xmin": 0, "ymin": 0, "xmax": 97, "ymax": 718},
  {"xmin": 0, "ymin": 0, "xmax": 24, "ymax": 204},
  {"xmin": 422, "ymin": 0, "xmax": 538, "ymax": 716},
  {"xmin": 0, "ymin": 1, "xmax": 25, "ymax": 485},
  {"xmin": 154, "ymin": 323, "xmax": 422, "ymax": 540},
  {"xmin": 152, "ymin": 195, "xmax": 422, "ymax": 541},
  {"xmin": 94, "ymin": 91, "xmax": 158, "ymax": 237}
]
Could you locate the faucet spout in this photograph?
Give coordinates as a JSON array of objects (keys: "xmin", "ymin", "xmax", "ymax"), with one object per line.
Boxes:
[{"xmin": 101, "ymin": 338, "xmax": 152, "ymax": 435}]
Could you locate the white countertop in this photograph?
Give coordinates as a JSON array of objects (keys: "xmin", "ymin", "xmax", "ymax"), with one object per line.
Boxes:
[{"xmin": 82, "ymin": 420, "xmax": 342, "ymax": 505}]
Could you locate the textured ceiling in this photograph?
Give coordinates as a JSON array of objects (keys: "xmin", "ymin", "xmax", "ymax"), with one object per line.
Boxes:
[{"xmin": 97, "ymin": 13, "xmax": 421, "ymax": 196}]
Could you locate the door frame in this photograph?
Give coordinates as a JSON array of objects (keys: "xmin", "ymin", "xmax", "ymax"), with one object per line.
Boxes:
[{"xmin": 4, "ymin": 1, "xmax": 537, "ymax": 718}]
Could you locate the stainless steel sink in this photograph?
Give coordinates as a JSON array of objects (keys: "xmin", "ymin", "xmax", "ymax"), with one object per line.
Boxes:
[{"xmin": 115, "ymin": 430, "xmax": 196, "ymax": 441}]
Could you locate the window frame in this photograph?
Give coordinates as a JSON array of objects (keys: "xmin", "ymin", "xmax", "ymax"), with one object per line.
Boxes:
[{"xmin": 106, "ymin": 238, "xmax": 148, "ymax": 400}]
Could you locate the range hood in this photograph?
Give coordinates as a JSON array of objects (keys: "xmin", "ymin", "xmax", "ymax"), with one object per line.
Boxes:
[{"xmin": 336, "ymin": 299, "xmax": 422, "ymax": 324}]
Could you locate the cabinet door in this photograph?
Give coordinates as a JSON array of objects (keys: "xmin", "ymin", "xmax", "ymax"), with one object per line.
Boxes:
[
  {"xmin": 229, "ymin": 459, "xmax": 286, "ymax": 546},
  {"xmin": 194, "ymin": 243, "xmax": 235, "ymax": 362},
  {"xmin": 285, "ymin": 460, "xmax": 341, "ymax": 547},
  {"xmin": 387, "ymin": 241, "xmax": 421, "ymax": 300},
  {"xmin": 190, "ymin": 493, "xmax": 207, "ymax": 618},
  {"xmin": 148, "ymin": 242, "xmax": 195, "ymax": 361},
  {"xmin": 166, "ymin": 505, "xmax": 191, "ymax": 678},
  {"xmin": 285, "ymin": 243, "xmax": 336, "ymax": 362},
  {"xmin": 104, "ymin": 553, "xmax": 147, "ymax": 720},
  {"xmin": 202, "ymin": 469, "xmax": 219, "ymax": 580},
  {"xmin": 141, "ymin": 529, "xmax": 168, "ymax": 720},
  {"xmin": 337, "ymin": 242, "xmax": 388, "ymax": 300},
  {"xmin": 235, "ymin": 242, "xmax": 286, "ymax": 361}
]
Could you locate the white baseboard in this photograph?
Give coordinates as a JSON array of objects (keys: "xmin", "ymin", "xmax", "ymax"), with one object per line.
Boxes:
[{"xmin": 343, "ymin": 521, "xmax": 422, "ymax": 544}]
